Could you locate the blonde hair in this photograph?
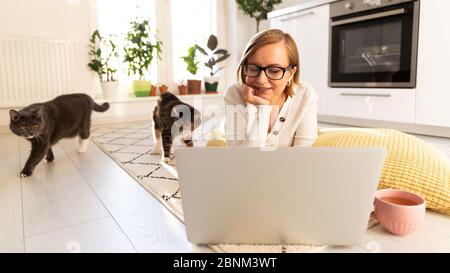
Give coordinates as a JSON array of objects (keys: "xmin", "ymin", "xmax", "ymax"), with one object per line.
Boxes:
[{"xmin": 237, "ymin": 29, "xmax": 300, "ymax": 97}]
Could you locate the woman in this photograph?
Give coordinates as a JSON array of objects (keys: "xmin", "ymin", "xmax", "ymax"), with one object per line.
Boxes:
[{"xmin": 224, "ymin": 29, "xmax": 318, "ymax": 147}]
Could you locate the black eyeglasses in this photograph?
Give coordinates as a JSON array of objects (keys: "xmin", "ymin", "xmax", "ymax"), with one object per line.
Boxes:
[{"xmin": 242, "ymin": 64, "xmax": 294, "ymax": 80}]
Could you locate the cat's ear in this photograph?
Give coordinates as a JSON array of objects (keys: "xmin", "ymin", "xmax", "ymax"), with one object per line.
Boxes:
[
  {"xmin": 32, "ymin": 106, "xmax": 44, "ymax": 118},
  {"xmin": 9, "ymin": 110, "xmax": 20, "ymax": 122}
]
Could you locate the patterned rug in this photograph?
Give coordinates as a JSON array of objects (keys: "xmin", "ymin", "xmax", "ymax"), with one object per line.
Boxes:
[{"xmin": 91, "ymin": 121, "xmax": 378, "ymax": 253}]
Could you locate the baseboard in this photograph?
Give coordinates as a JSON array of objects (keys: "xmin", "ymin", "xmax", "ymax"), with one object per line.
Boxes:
[{"xmin": 319, "ymin": 115, "xmax": 450, "ymax": 138}]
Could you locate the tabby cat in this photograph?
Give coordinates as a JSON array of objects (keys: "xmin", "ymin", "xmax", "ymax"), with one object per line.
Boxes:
[
  {"xmin": 151, "ymin": 92, "xmax": 201, "ymax": 163},
  {"xmin": 9, "ymin": 93, "xmax": 110, "ymax": 177}
]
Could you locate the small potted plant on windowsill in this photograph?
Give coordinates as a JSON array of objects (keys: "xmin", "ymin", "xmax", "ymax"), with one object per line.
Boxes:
[
  {"xmin": 124, "ymin": 18, "xmax": 162, "ymax": 97},
  {"xmin": 177, "ymin": 80, "xmax": 188, "ymax": 95},
  {"xmin": 150, "ymin": 85, "xmax": 157, "ymax": 96},
  {"xmin": 196, "ymin": 34, "xmax": 230, "ymax": 93},
  {"xmin": 182, "ymin": 45, "xmax": 201, "ymax": 95},
  {"xmin": 159, "ymin": 84, "xmax": 168, "ymax": 94},
  {"xmin": 88, "ymin": 30, "xmax": 120, "ymax": 99}
]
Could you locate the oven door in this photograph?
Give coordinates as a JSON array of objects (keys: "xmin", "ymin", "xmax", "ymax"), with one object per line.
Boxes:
[{"xmin": 329, "ymin": 1, "xmax": 419, "ymax": 88}]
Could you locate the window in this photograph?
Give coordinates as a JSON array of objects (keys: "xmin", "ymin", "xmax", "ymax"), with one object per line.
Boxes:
[
  {"xmin": 95, "ymin": 0, "xmax": 219, "ymax": 92},
  {"xmin": 96, "ymin": 0, "xmax": 157, "ymax": 85},
  {"xmin": 171, "ymin": 0, "xmax": 217, "ymax": 84}
]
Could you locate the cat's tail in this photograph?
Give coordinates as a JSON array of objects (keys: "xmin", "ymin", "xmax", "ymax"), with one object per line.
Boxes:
[{"xmin": 93, "ymin": 102, "xmax": 110, "ymax": 112}]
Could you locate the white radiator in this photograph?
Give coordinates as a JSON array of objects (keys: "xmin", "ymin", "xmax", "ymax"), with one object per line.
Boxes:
[{"xmin": 0, "ymin": 37, "xmax": 74, "ymax": 105}]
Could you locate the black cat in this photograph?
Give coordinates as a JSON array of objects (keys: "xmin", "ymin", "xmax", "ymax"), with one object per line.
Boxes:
[
  {"xmin": 151, "ymin": 92, "xmax": 201, "ymax": 163},
  {"xmin": 9, "ymin": 93, "xmax": 110, "ymax": 177}
]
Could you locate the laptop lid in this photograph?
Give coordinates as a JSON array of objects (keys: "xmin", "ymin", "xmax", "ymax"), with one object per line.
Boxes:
[{"xmin": 175, "ymin": 147, "xmax": 386, "ymax": 245}]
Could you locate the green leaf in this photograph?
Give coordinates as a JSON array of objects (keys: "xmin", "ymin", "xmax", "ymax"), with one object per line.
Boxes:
[
  {"xmin": 195, "ymin": 45, "xmax": 208, "ymax": 56},
  {"xmin": 213, "ymin": 49, "xmax": 228, "ymax": 55},
  {"xmin": 181, "ymin": 45, "xmax": 199, "ymax": 75},
  {"xmin": 207, "ymin": 34, "xmax": 218, "ymax": 51},
  {"xmin": 205, "ymin": 58, "xmax": 214, "ymax": 69},
  {"xmin": 215, "ymin": 54, "xmax": 231, "ymax": 64},
  {"xmin": 212, "ymin": 66, "xmax": 226, "ymax": 76}
]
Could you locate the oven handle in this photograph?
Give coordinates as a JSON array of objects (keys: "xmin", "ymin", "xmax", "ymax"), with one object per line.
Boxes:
[
  {"xmin": 340, "ymin": 93, "xmax": 392, "ymax": 98},
  {"xmin": 331, "ymin": 8, "xmax": 407, "ymax": 26}
]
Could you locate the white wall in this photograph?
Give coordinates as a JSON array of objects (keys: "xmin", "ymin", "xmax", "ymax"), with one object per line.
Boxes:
[
  {"xmin": 0, "ymin": 0, "xmax": 93, "ymax": 95},
  {"xmin": 155, "ymin": 0, "xmax": 174, "ymax": 91},
  {"xmin": 215, "ymin": 0, "xmax": 233, "ymax": 93}
]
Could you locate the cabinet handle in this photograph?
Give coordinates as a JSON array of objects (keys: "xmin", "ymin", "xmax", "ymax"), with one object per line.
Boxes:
[
  {"xmin": 280, "ymin": 11, "xmax": 315, "ymax": 22},
  {"xmin": 340, "ymin": 93, "xmax": 392, "ymax": 98}
]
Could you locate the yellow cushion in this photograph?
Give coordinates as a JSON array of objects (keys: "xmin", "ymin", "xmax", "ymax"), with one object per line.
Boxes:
[
  {"xmin": 314, "ymin": 128, "xmax": 450, "ymax": 215},
  {"xmin": 206, "ymin": 129, "xmax": 228, "ymax": 147}
]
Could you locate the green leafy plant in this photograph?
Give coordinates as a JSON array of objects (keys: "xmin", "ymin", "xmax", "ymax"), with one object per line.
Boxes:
[
  {"xmin": 123, "ymin": 18, "xmax": 162, "ymax": 81},
  {"xmin": 236, "ymin": 0, "xmax": 283, "ymax": 32},
  {"xmin": 88, "ymin": 30, "xmax": 119, "ymax": 82},
  {"xmin": 181, "ymin": 45, "xmax": 199, "ymax": 75},
  {"xmin": 196, "ymin": 34, "xmax": 231, "ymax": 77}
]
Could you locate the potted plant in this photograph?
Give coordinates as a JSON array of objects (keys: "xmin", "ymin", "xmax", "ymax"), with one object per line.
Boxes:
[
  {"xmin": 159, "ymin": 84, "xmax": 168, "ymax": 94},
  {"xmin": 124, "ymin": 18, "xmax": 162, "ymax": 97},
  {"xmin": 236, "ymin": 0, "xmax": 282, "ymax": 33},
  {"xmin": 150, "ymin": 85, "xmax": 157, "ymax": 96},
  {"xmin": 181, "ymin": 45, "xmax": 201, "ymax": 94},
  {"xmin": 88, "ymin": 30, "xmax": 120, "ymax": 99},
  {"xmin": 177, "ymin": 80, "xmax": 188, "ymax": 95},
  {"xmin": 196, "ymin": 34, "xmax": 230, "ymax": 93}
]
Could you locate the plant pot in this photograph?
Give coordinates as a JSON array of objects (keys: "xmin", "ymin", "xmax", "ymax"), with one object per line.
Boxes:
[
  {"xmin": 159, "ymin": 85, "xmax": 168, "ymax": 94},
  {"xmin": 150, "ymin": 85, "xmax": 157, "ymax": 96},
  {"xmin": 178, "ymin": 85, "xmax": 188, "ymax": 95},
  {"xmin": 100, "ymin": 81, "xmax": 119, "ymax": 99},
  {"xmin": 204, "ymin": 76, "xmax": 219, "ymax": 93},
  {"xmin": 132, "ymin": 80, "xmax": 151, "ymax": 97},
  {"xmin": 187, "ymin": 79, "xmax": 201, "ymax": 95}
]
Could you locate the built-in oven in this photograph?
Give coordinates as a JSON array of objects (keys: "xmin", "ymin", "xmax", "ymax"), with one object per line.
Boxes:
[{"xmin": 329, "ymin": 0, "xmax": 420, "ymax": 88}]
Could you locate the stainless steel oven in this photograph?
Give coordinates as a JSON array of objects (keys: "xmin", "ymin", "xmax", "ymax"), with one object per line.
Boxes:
[{"xmin": 329, "ymin": 0, "xmax": 420, "ymax": 88}]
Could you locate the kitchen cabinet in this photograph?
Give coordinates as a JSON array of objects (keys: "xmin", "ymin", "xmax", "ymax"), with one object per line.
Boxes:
[
  {"xmin": 327, "ymin": 89, "xmax": 415, "ymax": 123},
  {"xmin": 415, "ymin": 0, "xmax": 450, "ymax": 127}
]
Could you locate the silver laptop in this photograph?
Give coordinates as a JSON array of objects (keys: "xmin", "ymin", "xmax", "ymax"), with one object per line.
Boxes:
[{"xmin": 175, "ymin": 147, "xmax": 386, "ymax": 246}]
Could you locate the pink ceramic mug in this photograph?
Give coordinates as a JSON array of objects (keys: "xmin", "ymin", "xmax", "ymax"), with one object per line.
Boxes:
[{"xmin": 374, "ymin": 189, "xmax": 426, "ymax": 236}]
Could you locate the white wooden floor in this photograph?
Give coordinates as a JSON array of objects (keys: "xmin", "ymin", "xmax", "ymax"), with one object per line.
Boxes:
[{"xmin": 0, "ymin": 123, "xmax": 449, "ymax": 253}]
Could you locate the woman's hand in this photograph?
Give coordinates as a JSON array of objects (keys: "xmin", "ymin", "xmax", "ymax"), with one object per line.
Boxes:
[{"xmin": 241, "ymin": 84, "xmax": 270, "ymax": 105}]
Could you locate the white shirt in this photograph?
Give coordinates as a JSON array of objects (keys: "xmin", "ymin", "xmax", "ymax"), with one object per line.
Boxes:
[{"xmin": 224, "ymin": 83, "xmax": 318, "ymax": 148}]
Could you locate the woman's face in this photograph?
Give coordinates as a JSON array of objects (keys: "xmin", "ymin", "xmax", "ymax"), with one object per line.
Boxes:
[{"xmin": 245, "ymin": 41, "xmax": 297, "ymax": 103}]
